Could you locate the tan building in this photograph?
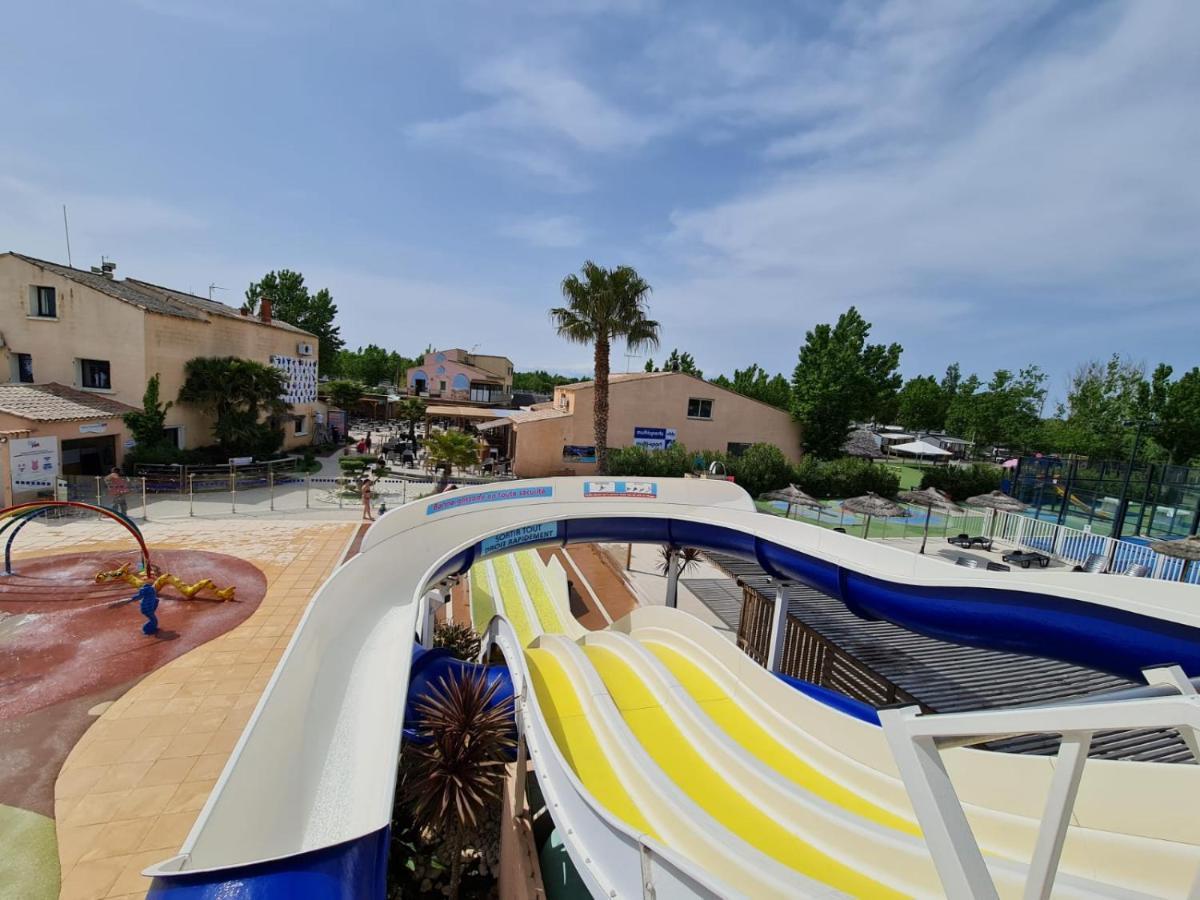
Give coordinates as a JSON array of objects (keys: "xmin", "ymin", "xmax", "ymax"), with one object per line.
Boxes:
[
  {"xmin": 0, "ymin": 252, "xmax": 321, "ymax": 471},
  {"xmin": 481, "ymin": 371, "xmax": 802, "ymax": 477},
  {"xmin": 404, "ymin": 348, "xmax": 513, "ymax": 404},
  {"xmin": 0, "ymin": 383, "xmax": 139, "ymax": 506}
]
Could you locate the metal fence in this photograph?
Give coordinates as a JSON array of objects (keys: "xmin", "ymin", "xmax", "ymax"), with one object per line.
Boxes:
[
  {"xmin": 989, "ymin": 508, "xmax": 1199, "ymax": 584},
  {"xmin": 46, "ymin": 471, "xmax": 454, "ymax": 520}
]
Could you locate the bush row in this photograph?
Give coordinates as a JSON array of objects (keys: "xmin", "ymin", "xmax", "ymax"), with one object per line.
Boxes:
[
  {"xmin": 917, "ymin": 463, "xmax": 1002, "ymax": 502},
  {"xmin": 605, "ymin": 443, "xmax": 902, "ymax": 500}
]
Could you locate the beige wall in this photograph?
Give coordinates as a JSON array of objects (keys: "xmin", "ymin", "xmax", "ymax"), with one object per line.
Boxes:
[
  {"xmin": 517, "ymin": 373, "xmax": 802, "ymax": 477},
  {"xmin": 145, "ymin": 312, "xmax": 319, "ymax": 452},
  {"xmin": 1, "ymin": 256, "xmax": 318, "ymax": 455},
  {"xmin": 0, "ymin": 412, "xmax": 130, "ymax": 506},
  {"xmin": 0, "ymin": 258, "xmax": 148, "ymax": 406}
]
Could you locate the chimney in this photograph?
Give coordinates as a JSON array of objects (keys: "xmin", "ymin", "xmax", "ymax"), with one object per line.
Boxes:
[{"xmin": 259, "ymin": 297, "xmax": 272, "ymax": 324}]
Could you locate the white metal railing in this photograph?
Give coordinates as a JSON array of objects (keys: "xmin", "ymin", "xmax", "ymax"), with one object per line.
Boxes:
[
  {"xmin": 988, "ymin": 509, "xmax": 1198, "ymax": 583},
  {"xmin": 881, "ymin": 665, "xmax": 1200, "ymax": 900}
]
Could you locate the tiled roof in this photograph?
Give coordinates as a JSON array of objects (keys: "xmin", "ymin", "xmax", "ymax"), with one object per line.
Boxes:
[
  {"xmin": 4, "ymin": 253, "xmax": 314, "ymax": 336},
  {"xmin": 556, "ymin": 371, "xmax": 678, "ymax": 390},
  {"xmin": 476, "ymin": 406, "xmax": 571, "ymax": 430},
  {"xmin": 0, "ymin": 383, "xmax": 137, "ymax": 422}
]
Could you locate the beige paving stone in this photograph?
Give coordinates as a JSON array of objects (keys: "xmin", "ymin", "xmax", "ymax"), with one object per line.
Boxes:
[{"xmin": 49, "ymin": 519, "xmax": 355, "ymax": 899}]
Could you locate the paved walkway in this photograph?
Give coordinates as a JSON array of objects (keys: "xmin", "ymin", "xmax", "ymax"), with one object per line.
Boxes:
[{"xmin": 6, "ymin": 517, "xmax": 356, "ymax": 900}]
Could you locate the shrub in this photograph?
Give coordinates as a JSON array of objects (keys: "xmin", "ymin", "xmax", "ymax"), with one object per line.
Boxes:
[
  {"xmin": 433, "ymin": 622, "xmax": 481, "ymax": 662},
  {"xmin": 730, "ymin": 443, "xmax": 792, "ymax": 498},
  {"xmin": 792, "ymin": 457, "xmax": 901, "ymax": 499},
  {"xmin": 918, "ymin": 463, "xmax": 1002, "ymax": 502}
]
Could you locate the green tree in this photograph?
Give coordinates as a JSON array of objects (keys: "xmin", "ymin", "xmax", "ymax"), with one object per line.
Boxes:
[
  {"xmin": 660, "ymin": 349, "xmax": 702, "ymax": 377},
  {"xmin": 178, "ymin": 357, "xmax": 288, "ymax": 457},
  {"xmin": 1055, "ymin": 355, "xmax": 1146, "ymax": 459},
  {"xmin": 245, "ymin": 270, "xmax": 344, "ymax": 375},
  {"xmin": 550, "ymin": 261, "xmax": 660, "ymax": 474},
  {"xmin": 711, "ymin": 364, "xmax": 791, "ymax": 410},
  {"xmin": 1148, "ymin": 365, "xmax": 1200, "ymax": 464},
  {"xmin": 511, "ymin": 370, "xmax": 575, "ymax": 393},
  {"xmin": 731, "ymin": 443, "xmax": 792, "ymax": 497},
  {"xmin": 790, "ymin": 307, "xmax": 902, "ymax": 459},
  {"xmin": 896, "ymin": 375, "xmax": 946, "ymax": 432},
  {"xmin": 326, "ymin": 380, "xmax": 364, "ymax": 410},
  {"xmin": 123, "ymin": 373, "xmax": 173, "ymax": 452},
  {"xmin": 945, "ymin": 367, "xmax": 1045, "ymax": 452},
  {"xmin": 423, "ymin": 429, "xmax": 481, "ymax": 470},
  {"xmin": 395, "ymin": 396, "xmax": 427, "ymax": 445}
]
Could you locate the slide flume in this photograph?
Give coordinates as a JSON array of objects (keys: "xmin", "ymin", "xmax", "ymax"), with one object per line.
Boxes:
[{"xmin": 145, "ymin": 477, "xmax": 1200, "ymax": 899}]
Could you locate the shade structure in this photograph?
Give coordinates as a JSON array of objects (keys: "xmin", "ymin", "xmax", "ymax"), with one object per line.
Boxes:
[
  {"xmin": 888, "ymin": 439, "xmax": 952, "ymax": 458},
  {"xmin": 763, "ymin": 484, "xmax": 825, "ymax": 521},
  {"xmin": 965, "ymin": 490, "xmax": 1028, "ymax": 538},
  {"xmin": 1001, "ymin": 458, "xmax": 1020, "ymax": 469},
  {"xmin": 898, "ymin": 487, "xmax": 961, "ymax": 555},
  {"xmin": 1148, "ymin": 535, "xmax": 1200, "ymax": 582},
  {"xmin": 841, "ymin": 492, "xmax": 909, "ymax": 539}
]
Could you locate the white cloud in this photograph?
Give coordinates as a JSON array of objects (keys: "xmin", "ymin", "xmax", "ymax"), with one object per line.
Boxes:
[
  {"xmin": 655, "ymin": 1, "xmax": 1200, "ymax": 379},
  {"xmin": 500, "ymin": 214, "xmax": 585, "ymax": 249}
]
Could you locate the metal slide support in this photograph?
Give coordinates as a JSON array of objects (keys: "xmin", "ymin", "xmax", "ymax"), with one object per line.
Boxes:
[
  {"xmin": 1023, "ymin": 732, "xmax": 1092, "ymax": 900},
  {"xmin": 879, "ymin": 707, "xmax": 1000, "ymax": 900},
  {"xmin": 1143, "ymin": 665, "xmax": 1200, "ymax": 760},
  {"xmin": 664, "ymin": 546, "xmax": 679, "ymax": 609},
  {"xmin": 420, "ymin": 589, "xmax": 443, "ymax": 648},
  {"xmin": 640, "ymin": 844, "xmax": 657, "ymax": 900},
  {"xmin": 766, "ymin": 580, "xmax": 789, "ymax": 672}
]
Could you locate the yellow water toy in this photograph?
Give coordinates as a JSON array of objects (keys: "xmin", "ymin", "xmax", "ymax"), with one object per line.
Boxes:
[{"xmin": 95, "ymin": 562, "xmax": 237, "ymax": 601}]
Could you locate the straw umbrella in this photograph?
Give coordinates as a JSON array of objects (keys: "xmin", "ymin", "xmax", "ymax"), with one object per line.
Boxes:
[
  {"xmin": 763, "ymin": 484, "xmax": 825, "ymax": 521},
  {"xmin": 1148, "ymin": 535, "xmax": 1200, "ymax": 582},
  {"xmin": 899, "ymin": 487, "xmax": 961, "ymax": 555},
  {"xmin": 841, "ymin": 492, "xmax": 909, "ymax": 539},
  {"xmin": 965, "ymin": 490, "xmax": 1028, "ymax": 537}
]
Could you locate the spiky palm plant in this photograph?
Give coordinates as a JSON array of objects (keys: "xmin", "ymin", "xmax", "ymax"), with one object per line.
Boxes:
[
  {"xmin": 405, "ymin": 671, "xmax": 515, "ymax": 898},
  {"xmin": 657, "ymin": 546, "xmax": 704, "ymax": 577}
]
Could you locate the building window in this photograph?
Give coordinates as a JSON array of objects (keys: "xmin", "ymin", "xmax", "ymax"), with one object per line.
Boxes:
[
  {"xmin": 687, "ymin": 397, "xmax": 713, "ymax": 419},
  {"xmin": 163, "ymin": 426, "xmax": 184, "ymax": 449},
  {"xmin": 80, "ymin": 358, "xmax": 111, "ymax": 389},
  {"xmin": 439, "ymin": 380, "xmax": 447, "ymax": 392},
  {"xmin": 16, "ymin": 353, "xmax": 33, "ymax": 383},
  {"xmin": 31, "ymin": 286, "xmax": 57, "ymax": 318},
  {"xmin": 293, "ymin": 415, "xmax": 308, "ymax": 436},
  {"xmin": 727, "ymin": 442, "xmax": 752, "ymax": 457}
]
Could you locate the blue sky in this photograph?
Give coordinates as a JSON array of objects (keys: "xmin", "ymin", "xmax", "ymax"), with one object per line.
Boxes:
[{"xmin": 2, "ymin": 1, "xmax": 1197, "ymax": 396}]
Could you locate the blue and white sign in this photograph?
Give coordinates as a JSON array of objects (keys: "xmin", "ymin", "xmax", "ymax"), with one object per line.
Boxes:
[
  {"xmin": 633, "ymin": 427, "xmax": 677, "ymax": 450},
  {"xmin": 426, "ymin": 484, "xmax": 553, "ymax": 515},
  {"xmin": 480, "ymin": 522, "xmax": 561, "ymax": 556},
  {"xmin": 583, "ymin": 481, "xmax": 658, "ymax": 499}
]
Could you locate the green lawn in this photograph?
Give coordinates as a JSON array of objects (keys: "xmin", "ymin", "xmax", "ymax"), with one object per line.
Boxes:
[{"xmin": 878, "ymin": 462, "xmax": 926, "ymax": 490}]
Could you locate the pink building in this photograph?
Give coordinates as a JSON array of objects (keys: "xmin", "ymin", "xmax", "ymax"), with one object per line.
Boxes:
[{"xmin": 405, "ymin": 349, "xmax": 513, "ymax": 404}]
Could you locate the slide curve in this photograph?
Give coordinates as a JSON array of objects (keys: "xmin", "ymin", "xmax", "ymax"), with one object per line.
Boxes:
[{"xmin": 143, "ymin": 477, "xmax": 1200, "ymax": 898}]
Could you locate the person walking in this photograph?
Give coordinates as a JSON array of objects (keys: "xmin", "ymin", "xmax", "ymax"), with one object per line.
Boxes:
[
  {"xmin": 360, "ymin": 477, "xmax": 374, "ymax": 521},
  {"xmin": 365, "ymin": 432, "xmax": 372, "ymax": 452},
  {"xmin": 105, "ymin": 466, "xmax": 130, "ymax": 518}
]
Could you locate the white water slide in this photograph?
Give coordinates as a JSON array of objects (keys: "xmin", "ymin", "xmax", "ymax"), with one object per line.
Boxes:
[{"xmin": 146, "ymin": 478, "xmax": 1200, "ymax": 899}]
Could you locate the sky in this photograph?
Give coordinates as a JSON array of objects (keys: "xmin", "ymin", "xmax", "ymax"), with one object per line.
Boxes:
[{"xmin": 2, "ymin": 0, "xmax": 1197, "ymax": 398}]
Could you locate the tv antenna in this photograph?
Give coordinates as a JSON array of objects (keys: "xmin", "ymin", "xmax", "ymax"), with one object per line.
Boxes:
[
  {"xmin": 62, "ymin": 205, "xmax": 73, "ymax": 267},
  {"xmin": 208, "ymin": 283, "xmax": 227, "ymax": 301},
  {"xmin": 623, "ymin": 350, "xmax": 643, "ymax": 372}
]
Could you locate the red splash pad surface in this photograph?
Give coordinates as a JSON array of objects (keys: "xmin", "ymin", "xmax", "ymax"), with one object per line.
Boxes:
[{"xmin": 0, "ymin": 549, "xmax": 266, "ymax": 720}]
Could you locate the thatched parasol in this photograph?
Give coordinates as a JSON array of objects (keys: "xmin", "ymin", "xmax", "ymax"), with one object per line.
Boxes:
[
  {"xmin": 1148, "ymin": 535, "xmax": 1200, "ymax": 583},
  {"xmin": 843, "ymin": 428, "xmax": 884, "ymax": 459},
  {"xmin": 899, "ymin": 486, "xmax": 961, "ymax": 555},
  {"xmin": 965, "ymin": 490, "xmax": 1028, "ymax": 537},
  {"xmin": 763, "ymin": 484, "xmax": 825, "ymax": 521},
  {"xmin": 841, "ymin": 492, "xmax": 909, "ymax": 539}
]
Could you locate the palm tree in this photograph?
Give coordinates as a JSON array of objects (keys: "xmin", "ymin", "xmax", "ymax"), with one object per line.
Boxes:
[
  {"xmin": 657, "ymin": 546, "xmax": 703, "ymax": 577},
  {"xmin": 423, "ymin": 429, "xmax": 482, "ymax": 472},
  {"xmin": 396, "ymin": 396, "xmax": 427, "ymax": 446},
  {"xmin": 551, "ymin": 262, "xmax": 659, "ymax": 474},
  {"xmin": 178, "ymin": 357, "xmax": 288, "ymax": 455}
]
